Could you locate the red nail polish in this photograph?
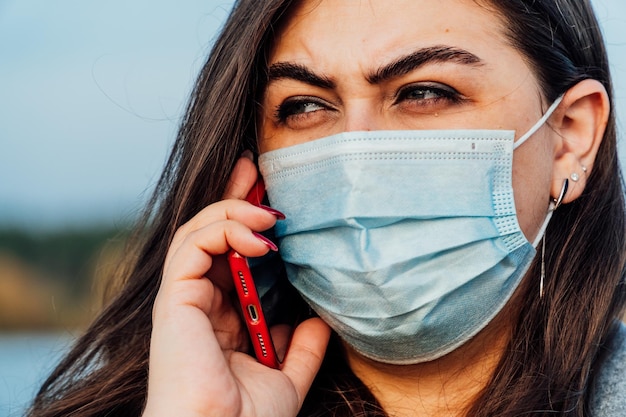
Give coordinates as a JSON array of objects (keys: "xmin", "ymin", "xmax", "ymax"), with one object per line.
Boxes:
[
  {"xmin": 252, "ymin": 232, "xmax": 278, "ymax": 251},
  {"xmin": 259, "ymin": 205, "xmax": 286, "ymax": 220}
]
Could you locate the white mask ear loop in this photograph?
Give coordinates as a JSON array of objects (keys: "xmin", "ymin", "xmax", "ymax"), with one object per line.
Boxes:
[
  {"xmin": 513, "ymin": 95, "xmax": 564, "ymax": 150},
  {"xmin": 511, "ymin": 94, "xmax": 565, "ymax": 248}
]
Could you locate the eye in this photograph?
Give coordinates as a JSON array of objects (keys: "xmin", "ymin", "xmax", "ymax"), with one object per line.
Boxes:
[
  {"xmin": 278, "ymin": 100, "xmax": 325, "ymax": 119},
  {"xmin": 273, "ymin": 96, "xmax": 336, "ymax": 128},
  {"xmin": 393, "ymin": 82, "xmax": 464, "ymax": 110}
]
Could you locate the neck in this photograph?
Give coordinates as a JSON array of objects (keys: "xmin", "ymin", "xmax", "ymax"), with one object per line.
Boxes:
[{"xmin": 345, "ymin": 312, "xmax": 513, "ymax": 417}]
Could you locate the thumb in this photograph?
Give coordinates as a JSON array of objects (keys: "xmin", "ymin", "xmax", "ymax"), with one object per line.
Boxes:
[
  {"xmin": 280, "ymin": 318, "xmax": 331, "ymax": 408},
  {"xmin": 223, "ymin": 150, "xmax": 258, "ymax": 200}
]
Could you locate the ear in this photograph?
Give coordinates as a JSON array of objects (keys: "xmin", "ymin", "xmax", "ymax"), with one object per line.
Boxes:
[{"xmin": 549, "ymin": 79, "xmax": 610, "ymax": 204}]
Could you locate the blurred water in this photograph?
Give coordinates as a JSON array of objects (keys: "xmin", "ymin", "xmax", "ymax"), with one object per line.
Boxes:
[{"xmin": 0, "ymin": 333, "xmax": 73, "ymax": 417}]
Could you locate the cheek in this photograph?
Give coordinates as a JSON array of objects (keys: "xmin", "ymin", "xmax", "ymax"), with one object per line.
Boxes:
[
  {"xmin": 259, "ymin": 127, "xmax": 329, "ymax": 153},
  {"xmin": 259, "ymin": 128, "xmax": 281, "ymax": 154},
  {"xmin": 511, "ymin": 136, "xmax": 554, "ymax": 242},
  {"xmin": 258, "ymin": 114, "xmax": 292, "ymax": 154}
]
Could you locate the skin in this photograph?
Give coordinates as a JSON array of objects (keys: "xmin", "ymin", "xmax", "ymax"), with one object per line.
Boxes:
[
  {"xmin": 260, "ymin": 0, "xmax": 555, "ymax": 241},
  {"xmin": 143, "ymin": 0, "xmax": 609, "ymax": 416}
]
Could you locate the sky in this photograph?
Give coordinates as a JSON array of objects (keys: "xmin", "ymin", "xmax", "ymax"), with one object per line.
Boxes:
[{"xmin": 1, "ymin": 0, "xmax": 625, "ymax": 229}]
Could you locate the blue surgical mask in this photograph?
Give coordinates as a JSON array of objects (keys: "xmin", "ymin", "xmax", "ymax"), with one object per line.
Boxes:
[{"xmin": 258, "ymin": 98, "xmax": 562, "ymax": 364}]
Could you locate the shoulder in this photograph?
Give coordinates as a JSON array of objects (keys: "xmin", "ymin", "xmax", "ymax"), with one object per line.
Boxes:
[{"xmin": 589, "ymin": 321, "xmax": 626, "ymax": 416}]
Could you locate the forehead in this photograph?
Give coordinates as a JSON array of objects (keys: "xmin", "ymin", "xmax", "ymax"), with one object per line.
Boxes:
[{"xmin": 271, "ymin": 0, "xmax": 510, "ymax": 66}]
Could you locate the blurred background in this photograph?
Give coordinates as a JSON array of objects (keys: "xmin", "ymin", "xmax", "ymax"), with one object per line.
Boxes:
[
  {"xmin": 0, "ymin": 0, "xmax": 625, "ymax": 415},
  {"xmin": 0, "ymin": 1, "xmax": 235, "ymax": 415}
]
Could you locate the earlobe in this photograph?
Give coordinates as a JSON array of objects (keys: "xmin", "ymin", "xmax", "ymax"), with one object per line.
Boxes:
[{"xmin": 550, "ymin": 79, "xmax": 610, "ymax": 204}]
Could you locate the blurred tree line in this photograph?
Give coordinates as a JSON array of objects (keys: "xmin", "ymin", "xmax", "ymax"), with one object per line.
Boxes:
[{"xmin": 0, "ymin": 226, "xmax": 130, "ymax": 331}]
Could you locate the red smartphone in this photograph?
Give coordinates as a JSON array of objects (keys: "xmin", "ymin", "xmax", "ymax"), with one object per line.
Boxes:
[{"xmin": 227, "ymin": 178, "xmax": 280, "ymax": 368}]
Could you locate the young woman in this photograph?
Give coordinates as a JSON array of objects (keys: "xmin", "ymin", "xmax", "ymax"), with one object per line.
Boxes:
[{"xmin": 29, "ymin": 1, "xmax": 626, "ymax": 416}]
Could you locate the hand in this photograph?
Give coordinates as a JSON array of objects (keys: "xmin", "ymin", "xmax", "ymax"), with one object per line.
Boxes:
[{"xmin": 142, "ymin": 153, "xmax": 331, "ymax": 417}]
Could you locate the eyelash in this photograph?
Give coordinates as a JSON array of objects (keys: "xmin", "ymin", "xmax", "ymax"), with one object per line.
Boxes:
[
  {"xmin": 393, "ymin": 83, "xmax": 464, "ymax": 107},
  {"xmin": 274, "ymin": 96, "xmax": 331, "ymax": 124},
  {"xmin": 273, "ymin": 83, "xmax": 464, "ymax": 125}
]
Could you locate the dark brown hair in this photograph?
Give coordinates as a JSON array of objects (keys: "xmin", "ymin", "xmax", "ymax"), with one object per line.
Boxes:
[{"xmin": 28, "ymin": 1, "xmax": 625, "ymax": 416}]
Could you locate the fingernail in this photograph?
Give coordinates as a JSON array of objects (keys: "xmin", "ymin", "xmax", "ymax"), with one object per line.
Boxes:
[
  {"xmin": 241, "ymin": 150, "xmax": 254, "ymax": 160},
  {"xmin": 259, "ymin": 205, "xmax": 286, "ymax": 220},
  {"xmin": 252, "ymin": 232, "xmax": 278, "ymax": 252}
]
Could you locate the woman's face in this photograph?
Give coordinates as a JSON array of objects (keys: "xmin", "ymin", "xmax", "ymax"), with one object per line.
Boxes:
[{"xmin": 259, "ymin": 0, "xmax": 557, "ymax": 242}]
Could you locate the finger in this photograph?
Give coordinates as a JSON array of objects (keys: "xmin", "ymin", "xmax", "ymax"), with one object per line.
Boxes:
[
  {"xmin": 165, "ymin": 200, "xmax": 278, "ymax": 272},
  {"xmin": 280, "ymin": 318, "xmax": 331, "ymax": 407},
  {"xmin": 224, "ymin": 150, "xmax": 258, "ymax": 200},
  {"xmin": 163, "ymin": 220, "xmax": 270, "ymax": 280},
  {"xmin": 164, "ymin": 220, "xmax": 276, "ymax": 287},
  {"xmin": 173, "ymin": 198, "xmax": 277, "ymax": 244}
]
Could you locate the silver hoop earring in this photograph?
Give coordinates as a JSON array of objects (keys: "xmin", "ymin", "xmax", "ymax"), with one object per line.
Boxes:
[{"xmin": 552, "ymin": 179, "xmax": 568, "ymax": 210}]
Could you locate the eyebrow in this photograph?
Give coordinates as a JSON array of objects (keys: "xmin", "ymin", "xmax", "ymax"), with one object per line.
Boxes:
[
  {"xmin": 367, "ymin": 45, "xmax": 483, "ymax": 84},
  {"xmin": 267, "ymin": 62, "xmax": 335, "ymax": 89},
  {"xmin": 267, "ymin": 45, "xmax": 483, "ymax": 88}
]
